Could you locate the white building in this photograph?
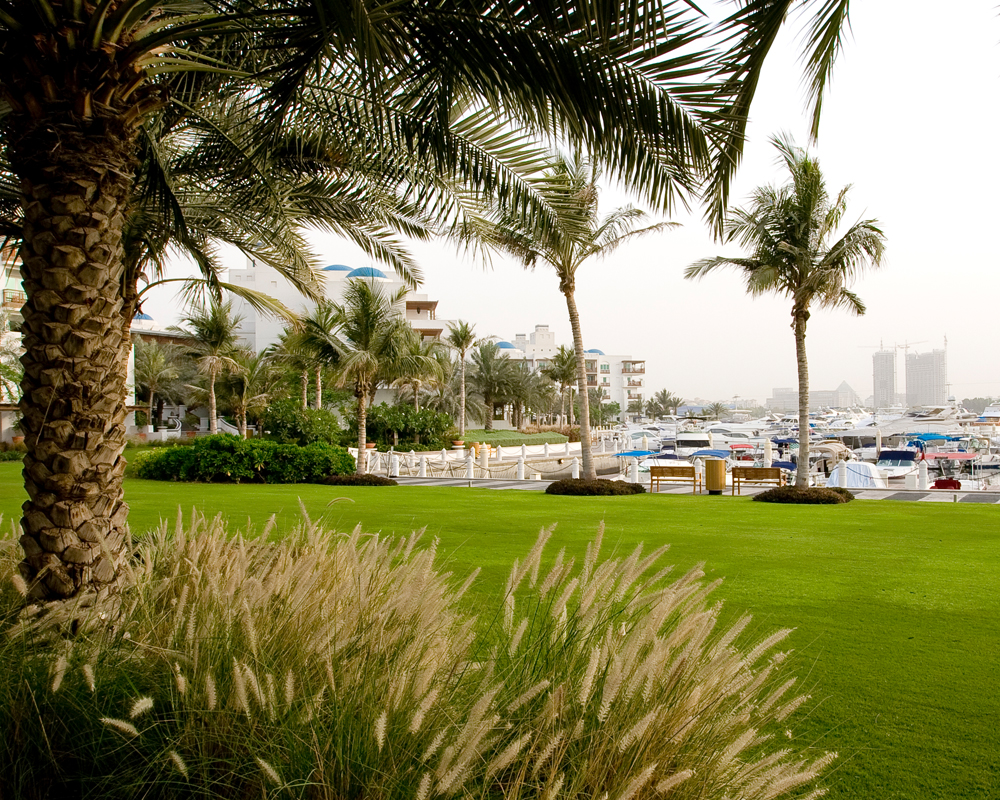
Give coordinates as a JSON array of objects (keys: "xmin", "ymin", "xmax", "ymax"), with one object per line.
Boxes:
[
  {"xmin": 229, "ymin": 258, "xmax": 450, "ymax": 351},
  {"xmin": 498, "ymin": 324, "xmax": 644, "ymax": 420},
  {"xmin": 906, "ymin": 348, "xmax": 948, "ymax": 407},
  {"xmin": 872, "ymin": 349, "xmax": 897, "ymax": 409}
]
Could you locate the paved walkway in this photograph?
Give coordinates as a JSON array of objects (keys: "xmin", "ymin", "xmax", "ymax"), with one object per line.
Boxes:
[{"xmin": 393, "ymin": 476, "xmax": 1000, "ymax": 503}]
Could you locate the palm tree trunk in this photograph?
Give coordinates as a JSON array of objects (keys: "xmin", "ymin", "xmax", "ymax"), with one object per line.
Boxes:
[
  {"xmin": 356, "ymin": 389, "xmax": 368, "ymax": 475},
  {"xmin": 484, "ymin": 398, "xmax": 493, "ymax": 431},
  {"xmin": 794, "ymin": 310, "xmax": 810, "ymax": 488},
  {"xmin": 459, "ymin": 356, "xmax": 467, "ymax": 437},
  {"xmin": 560, "ymin": 389, "xmax": 566, "ymax": 426},
  {"xmin": 301, "ymin": 371, "xmax": 308, "ymax": 409},
  {"xmin": 315, "ymin": 367, "xmax": 322, "ymax": 409},
  {"xmin": 148, "ymin": 392, "xmax": 155, "ymax": 432},
  {"xmin": 564, "ymin": 289, "xmax": 596, "ymax": 480},
  {"xmin": 12, "ymin": 117, "xmax": 138, "ymax": 600},
  {"xmin": 208, "ymin": 365, "xmax": 219, "ymax": 435}
]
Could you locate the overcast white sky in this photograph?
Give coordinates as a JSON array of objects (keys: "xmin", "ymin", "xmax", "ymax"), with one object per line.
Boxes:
[{"xmin": 144, "ymin": 1, "xmax": 1000, "ymax": 406}]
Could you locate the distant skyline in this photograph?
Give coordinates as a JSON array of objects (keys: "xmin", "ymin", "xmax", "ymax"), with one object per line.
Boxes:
[{"xmin": 143, "ymin": 2, "xmax": 1000, "ymax": 405}]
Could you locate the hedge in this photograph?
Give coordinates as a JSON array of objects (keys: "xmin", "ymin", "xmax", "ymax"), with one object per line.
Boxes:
[
  {"xmin": 752, "ymin": 486, "xmax": 854, "ymax": 504},
  {"xmin": 546, "ymin": 479, "xmax": 646, "ymax": 496},
  {"xmin": 132, "ymin": 434, "xmax": 355, "ymax": 483}
]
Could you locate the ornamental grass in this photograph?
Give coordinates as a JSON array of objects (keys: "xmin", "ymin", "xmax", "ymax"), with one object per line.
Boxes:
[{"xmin": 0, "ymin": 512, "xmax": 833, "ymax": 799}]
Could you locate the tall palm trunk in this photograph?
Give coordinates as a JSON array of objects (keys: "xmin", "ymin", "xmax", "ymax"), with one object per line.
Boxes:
[
  {"xmin": 459, "ymin": 357, "xmax": 467, "ymax": 437},
  {"xmin": 315, "ymin": 367, "xmax": 322, "ymax": 409},
  {"xmin": 564, "ymin": 288, "xmax": 596, "ymax": 480},
  {"xmin": 559, "ymin": 389, "xmax": 566, "ymax": 426},
  {"xmin": 12, "ymin": 115, "xmax": 138, "ymax": 599},
  {"xmin": 793, "ymin": 310, "xmax": 810, "ymax": 488},
  {"xmin": 301, "ymin": 372, "xmax": 308, "ymax": 409},
  {"xmin": 208, "ymin": 364, "xmax": 219, "ymax": 434},
  {"xmin": 356, "ymin": 388, "xmax": 368, "ymax": 474},
  {"xmin": 148, "ymin": 393, "xmax": 156, "ymax": 432}
]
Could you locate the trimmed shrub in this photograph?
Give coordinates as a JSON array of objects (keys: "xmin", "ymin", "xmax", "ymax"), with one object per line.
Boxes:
[
  {"xmin": 262, "ymin": 398, "xmax": 344, "ymax": 446},
  {"xmin": 0, "ymin": 520, "xmax": 834, "ymax": 800},
  {"xmin": 546, "ymin": 478, "xmax": 646, "ymax": 496},
  {"xmin": 133, "ymin": 434, "xmax": 355, "ymax": 483},
  {"xmin": 753, "ymin": 485, "xmax": 854, "ymax": 504},
  {"xmin": 319, "ymin": 474, "xmax": 399, "ymax": 487}
]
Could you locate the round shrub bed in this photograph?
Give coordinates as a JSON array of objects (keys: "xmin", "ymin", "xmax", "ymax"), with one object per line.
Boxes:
[
  {"xmin": 132, "ymin": 434, "xmax": 355, "ymax": 483},
  {"xmin": 753, "ymin": 485, "xmax": 854, "ymax": 504},
  {"xmin": 546, "ymin": 478, "xmax": 646, "ymax": 496},
  {"xmin": 319, "ymin": 474, "xmax": 398, "ymax": 487}
]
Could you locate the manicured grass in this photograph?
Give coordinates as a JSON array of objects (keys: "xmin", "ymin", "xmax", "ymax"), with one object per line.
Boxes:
[
  {"xmin": 0, "ymin": 462, "xmax": 997, "ymax": 799},
  {"xmin": 461, "ymin": 428, "xmax": 568, "ymax": 446}
]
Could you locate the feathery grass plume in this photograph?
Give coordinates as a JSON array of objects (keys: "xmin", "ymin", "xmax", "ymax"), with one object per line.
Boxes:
[
  {"xmin": 410, "ymin": 687, "xmax": 441, "ymax": 733},
  {"xmin": 543, "ymin": 772, "xmax": 565, "ymax": 800},
  {"xmin": 619, "ymin": 706, "xmax": 660, "ymax": 752},
  {"xmin": 129, "ymin": 696, "xmax": 154, "ymax": 719},
  {"xmin": 82, "ymin": 663, "xmax": 95, "ymax": 693},
  {"xmin": 598, "ymin": 657, "xmax": 623, "ymax": 722},
  {"xmin": 486, "ymin": 733, "xmax": 530, "ymax": 778},
  {"xmin": 283, "ymin": 670, "xmax": 295, "ymax": 707},
  {"xmin": 508, "ymin": 617, "xmax": 530, "ymax": 656},
  {"xmin": 503, "ymin": 593, "xmax": 515, "ymax": 634},
  {"xmin": 507, "ymin": 679, "xmax": 550, "ymax": 713},
  {"xmin": 100, "ymin": 718, "xmax": 140, "ymax": 737},
  {"xmin": 173, "ymin": 663, "xmax": 187, "ymax": 696},
  {"xmin": 415, "ymin": 771, "xmax": 433, "ymax": 800},
  {"xmin": 205, "ymin": 671, "xmax": 217, "ymax": 711},
  {"xmin": 531, "ymin": 730, "xmax": 565, "ymax": 778},
  {"xmin": 375, "ymin": 709, "xmax": 388, "ymax": 751},
  {"xmin": 578, "ymin": 645, "xmax": 602, "ymax": 707},
  {"xmin": 11, "ymin": 572, "xmax": 26, "ymax": 597},
  {"xmin": 233, "ymin": 659, "xmax": 250, "ymax": 716},
  {"xmin": 256, "ymin": 756, "xmax": 282, "ymax": 786},
  {"xmin": 422, "ymin": 728, "xmax": 449, "ymax": 763},
  {"xmin": 655, "ymin": 770, "xmax": 694, "ymax": 793},
  {"xmin": 614, "ymin": 763, "xmax": 658, "ymax": 800},
  {"xmin": 50, "ymin": 654, "xmax": 68, "ymax": 693},
  {"xmin": 537, "ymin": 548, "xmax": 567, "ymax": 598},
  {"xmin": 168, "ymin": 750, "xmax": 189, "ymax": 779}
]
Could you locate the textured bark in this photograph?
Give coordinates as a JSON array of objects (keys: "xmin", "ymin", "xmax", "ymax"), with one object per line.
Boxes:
[
  {"xmin": 794, "ymin": 309, "xmax": 810, "ymax": 488},
  {"xmin": 208, "ymin": 366, "xmax": 219, "ymax": 434},
  {"xmin": 356, "ymin": 387, "xmax": 368, "ymax": 474},
  {"xmin": 11, "ymin": 124, "xmax": 138, "ymax": 600},
  {"xmin": 458, "ymin": 357, "xmax": 467, "ymax": 437},
  {"xmin": 314, "ymin": 367, "xmax": 322, "ymax": 409},
  {"xmin": 301, "ymin": 371, "xmax": 308, "ymax": 409},
  {"xmin": 564, "ymin": 287, "xmax": 596, "ymax": 480}
]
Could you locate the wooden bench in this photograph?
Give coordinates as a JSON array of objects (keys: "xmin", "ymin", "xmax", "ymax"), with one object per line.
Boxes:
[
  {"xmin": 731, "ymin": 466, "xmax": 784, "ymax": 495},
  {"xmin": 649, "ymin": 465, "xmax": 701, "ymax": 494}
]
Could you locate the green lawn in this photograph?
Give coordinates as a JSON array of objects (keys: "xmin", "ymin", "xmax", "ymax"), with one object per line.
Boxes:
[{"xmin": 0, "ymin": 463, "xmax": 997, "ymax": 799}]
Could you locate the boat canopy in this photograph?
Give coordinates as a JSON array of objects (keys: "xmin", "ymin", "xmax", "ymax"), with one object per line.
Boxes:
[
  {"xmin": 690, "ymin": 449, "xmax": 731, "ymax": 459},
  {"xmin": 877, "ymin": 450, "xmax": 918, "ymax": 462},
  {"xmin": 921, "ymin": 452, "xmax": 979, "ymax": 460},
  {"xmin": 614, "ymin": 450, "xmax": 658, "ymax": 458}
]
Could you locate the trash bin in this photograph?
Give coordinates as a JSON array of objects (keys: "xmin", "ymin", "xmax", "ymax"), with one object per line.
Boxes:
[{"xmin": 704, "ymin": 459, "xmax": 726, "ymax": 495}]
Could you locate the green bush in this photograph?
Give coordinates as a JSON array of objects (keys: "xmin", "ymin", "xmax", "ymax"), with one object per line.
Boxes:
[
  {"xmin": 0, "ymin": 449, "xmax": 22, "ymax": 462},
  {"xmin": 349, "ymin": 402, "xmax": 453, "ymax": 449},
  {"xmin": 546, "ymin": 478, "xmax": 646, "ymax": 496},
  {"xmin": 319, "ymin": 474, "xmax": 398, "ymax": 487},
  {"xmin": 133, "ymin": 434, "xmax": 355, "ymax": 483},
  {"xmin": 753, "ymin": 485, "xmax": 854, "ymax": 504},
  {"xmin": 262, "ymin": 398, "xmax": 343, "ymax": 446},
  {"xmin": 0, "ymin": 519, "xmax": 833, "ymax": 800}
]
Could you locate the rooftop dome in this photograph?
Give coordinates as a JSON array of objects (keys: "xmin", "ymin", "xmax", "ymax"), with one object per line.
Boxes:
[
  {"xmin": 496, "ymin": 341, "xmax": 517, "ymax": 349},
  {"xmin": 322, "ymin": 264, "xmax": 353, "ymax": 272},
  {"xmin": 134, "ymin": 312, "xmax": 153, "ymax": 321},
  {"xmin": 585, "ymin": 348, "xmax": 605, "ymax": 355},
  {"xmin": 346, "ymin": 266, "xmax": 388, "ymax": 279}
]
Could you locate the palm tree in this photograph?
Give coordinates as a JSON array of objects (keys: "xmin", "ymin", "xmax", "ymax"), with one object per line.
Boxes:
[
  {"xmin": 172, "ymin": 300, "xmax": 243, "ymax": 435},
  {"xmin": 2, "ymin": 0, "xmax": 852, "ymax": 598},
  {"xmin": 299, "ymin": 302, "xmax": 345, "ymax": 409},
  {"xmin": 422, "ymin": 350, "xmax": 462, "ymax": 421},
  {"xmin": 492, "ymin": 153, "xmax": 675, "ymax": 479},
  {"xmin": 221, "ymin": 349, "xmax": 276, "ymax": 439},
  {"xmin": 468, "ymin": 342, "xmax": 516, "ymax": 432},
  {"xmin": 307, "ymin": 280, "xmax": 430, "ymax": 474},
  {"xmin": 686, "ymin": 135, "xmax": 886, "ymax": 487},
  {"xmin": 541, "ymin": 346, "xmax": 578, "ymax": 427},
  {"xmin": 393, "ymin": 339, "xmax": 445, "ymax": 413},
  {"xmin": 648, "ymin": 389, "xmax": 684, "ymax": 418},
  {"xmin": 444, "ymin": 321, "xmax": 477, "ymax": 437},
  {"xmin": 705, "ymin": 402, "xmax": 730, "ymax": 421},
  {"xmin": 133, "ymin": 339, "xmax": 181, "ymax": 431}
]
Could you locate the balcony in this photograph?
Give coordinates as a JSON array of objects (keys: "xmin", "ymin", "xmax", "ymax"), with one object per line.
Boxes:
[
  {"xmin": 585, "ymin": 360, "xmax": 597, "ymax": 373},
  {"xmin": 627, "ymin": 379, "xmax": 643, "ymax": 387},
  {"xmin": 2, "ymin": 289, "xmax": 25, "ymax": 309},
  {"xmin": 621, "ymin": 361, "xmax": 645, "ymax": 375}
]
